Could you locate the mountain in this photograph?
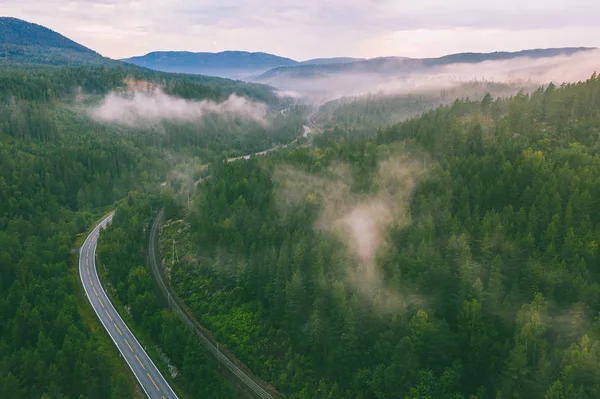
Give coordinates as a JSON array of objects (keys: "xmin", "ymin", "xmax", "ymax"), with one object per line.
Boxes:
[
  {"xmin": 422, "ymin": 47, "xmax": 596, "ymax": 66},
  {"xmin": 120, "ymin": 51, "xmax": 367, "ymax": 79},
  {"xmin": 257, "ymin": 47, "xmax": 598, "ymax": 101},
  {"xmin": 121, "ymin": 51, "xmax": 298, "ymax": 79},
  {"xmin": 300, "ymin": 57, "xmax": 364, "ymax": 65},
  {"xmin": 0, "ymin": 17, "xmax": 94, "ymax": 52},
  {"xmin": 0, "ymin": 17, "xmax": 115, "ymax": 66},
  {"xmin": 258, "ymin": 47, "xmax": 596, "ymax": 80},
  {"xmin": 0, "ymin": 18, "xmax": 285, "ymax": 108}
]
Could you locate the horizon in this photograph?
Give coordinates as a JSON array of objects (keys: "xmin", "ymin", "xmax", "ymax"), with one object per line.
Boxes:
[
  {"xmin": 2, "ymin": 0, "xmax": 599, "ymax": 60},
  {"xmin": 2, "ymin": 16, "xmax": 596, "ymax": 63},
  {"xmin": 122, "ymin": 46, "xmax": 597, "ymax": 63}
]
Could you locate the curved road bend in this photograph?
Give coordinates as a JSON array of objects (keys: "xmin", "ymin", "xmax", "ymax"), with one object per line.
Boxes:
[
  {"xmin": 227, "ymin": 114, "xmax": 320, "ymax": 164},
  {"xmin": 79, "ymin": 213, "xmax": 178, "ymax": 399}
]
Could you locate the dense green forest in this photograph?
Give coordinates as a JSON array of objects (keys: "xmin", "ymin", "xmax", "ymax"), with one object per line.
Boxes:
[
  {"xmin": 157, "ymin": 73, "xmax": 600, "ymax": 399},
  {"xmin": 0, "ymin": 16, "xmax": 113, "ymax": 67},
  {"xmin": 0, "ymin": 62, "xmax": 303, "ymax": 398},
  {"xmin": 315, "ymin": 81, "xmax": 528, "ymax": 135},
  {"xmin": 0, "ymin": 63, "xmax": 280, "ymax": 105},
  {"xmin": 0, "ymin": 65, "xmax": 306, "ymax": 160},
  {"xmin": 0, "ymin": 17, "xmax": 94, "ymax": 53},
  {"xmin": 0, "ymin": 75, "xmax": 160, "ymax": 398},
  {"xmin": 4, "ymin": 35, "xmax": 600, "ymax": 399}
]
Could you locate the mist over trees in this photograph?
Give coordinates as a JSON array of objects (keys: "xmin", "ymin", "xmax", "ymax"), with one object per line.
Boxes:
[
  {"xmin": 155, "ymin": 73, "xmax": 600, "ymax": 399},
  {"xmin": 314, "ymin": 80, "xmax": 529, "ymax": 134}
]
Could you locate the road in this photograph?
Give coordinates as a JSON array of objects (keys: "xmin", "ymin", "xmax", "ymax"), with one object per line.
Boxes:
[
  {"xmin": 227, "ymin": 113, "xmax": 321, "ymax": 163},
  {"xmin": 226, "ymin": 128, "xmax": 309, "ymax": 163},
  {"xmin": 79, "ymin": 213, "xmax": 178, "ymax": 399}
]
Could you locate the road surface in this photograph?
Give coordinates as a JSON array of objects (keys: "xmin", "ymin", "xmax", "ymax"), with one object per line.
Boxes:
[
  {"xmin": 79, "ymin": 213, "xmax": 178, "ymax": 399},
  {"xmin": 227, "ymin": 119, "xmax": 317, "ymax": 163}
]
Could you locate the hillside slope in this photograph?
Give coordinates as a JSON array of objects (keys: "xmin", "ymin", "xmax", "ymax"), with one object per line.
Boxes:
[
  {"xmin": 121, "ymin": 50, "xmax": 298, "ymax": 79},
  {"xmin": 300, "ymin": 57, "xmax": 364, "ymax": 65},
  {"xmin": 0, "ymin": 17, "xmax": 114, "ymax": 66},
  {"xmin": 259, "ymin": 47, "xmax": 595, "ymax": 80},
  {"xmin": 0, "ymin": 17, "xmax": 95, "ymax": 53},
  {"xmin": 121, "ymin": 51, "xmax": 367, "ymax": 79}
]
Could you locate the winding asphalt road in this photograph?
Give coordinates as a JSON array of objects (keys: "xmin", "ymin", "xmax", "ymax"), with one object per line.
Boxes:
[
  {"xmin": 79, "ymin": 213, "xmax": 178, "ymax": 399},
  {"xmin": 227, "ymin": 111, "xmax": 322, "ymax": 163}
]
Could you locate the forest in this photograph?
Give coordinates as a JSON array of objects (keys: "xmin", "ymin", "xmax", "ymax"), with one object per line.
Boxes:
[
  {"xmin": 314, "ymin": 81, "xmax": 529, "ymax": 136},
  {"xmin": 0, "ymin": 64, "xmax": 302, "ymax": 398},
  {"xmin": 155, "ymin": 73, "xmax": 600, "ymax": 399},
  {"xmin": 0, "ymin": 69, "xmax": 160, "ymax": 398},
  {"xmin": 3, "ymin": 53, "xmax": 600, "ymax": 399}
]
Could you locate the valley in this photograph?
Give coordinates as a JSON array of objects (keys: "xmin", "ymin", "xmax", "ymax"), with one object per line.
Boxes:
[{"xmin": 2, "ymin": 10, "xmax": 600, "ymax": 399}]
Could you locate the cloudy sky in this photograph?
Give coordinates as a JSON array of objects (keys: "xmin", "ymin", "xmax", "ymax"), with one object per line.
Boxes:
[{"xmin": 2, "ymin": 0, "xmax": 599, "ymax": 60}]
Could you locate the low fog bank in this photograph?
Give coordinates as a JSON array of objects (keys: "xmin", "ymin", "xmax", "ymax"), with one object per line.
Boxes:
[
  {"xmin": 88, "ymin": 89, "xmax": 269, "ymax": 127},
  {"xmin": 316, "ymin": 80, "xmax": 523, "ymax": 130},
  {"xmin": 275, "ymin": 156, "xmax": 428, "ymax": 313},
  {"xmin": 267, "ymin": 50, "xmax": 600, "ymax": 103}
]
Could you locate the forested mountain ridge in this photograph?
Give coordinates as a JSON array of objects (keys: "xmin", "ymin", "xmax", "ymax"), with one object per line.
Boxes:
[
  {"xmin": 0, "ymin": 64, "xmax": 282, "ymax": 109},
  {"xmin": 258, "ymin": 47, "xmax": 595, "ymax": 80},
  {"xmin": 299, "ymin": 57, "xmax": 364, "ymax": 65},
  {"xmin": 0, "ymin": 17, "xmax": 95, "ymax": 53},
  {"xmin": 121, "ymin": 51, "xmax": 298, "ymax": 78},
  {"xmin": 0, "ymin": 16, "xmax": 294, "ymax": 99},
  {"xmin": 0, "ymin": 17, "xmax": 115, "ymax": 67},
  {"xmin": 153, "ymin": 73, "xmax": 600, "ymax": 399},
  {"xmin": 121, "ymin": 51, "xmax": 364, "ymax": 79},
  {"xmin": 0, "ymin": 18, "xmax": 284, "ymax": 106}
]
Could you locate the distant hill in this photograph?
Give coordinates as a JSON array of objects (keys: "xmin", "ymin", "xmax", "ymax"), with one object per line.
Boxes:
[
  {"xmin": 0, "ymin": 17, "xmax": 284, "ymax": 106},
  {"xmin": 258, "ymin": 47, "xmax": 598, "ymax": 102},
  {"xmin": 423, "ymin": 47, "xmax": 596, "ymax": 66},
  {"xmin": 0, "ymin": 17, "xmax": 116, "ymax": 66},
  {"xmin": 120, "ymin": 51, "xmax": 367, "ymax": 79},
  {"xmin": 121, "ymin": 51, "xmax": 299, "ymax": 79},
  {"xmin": 300, "ymin": 57, "xmax": 364, "ymax": 66},
  {"xmin": 259, "ymin": 47, "xmax": 596, "ymax": 80},
  {"xmin": 0, "ymin": 17, "xmax": 95, "ymax": 53}
]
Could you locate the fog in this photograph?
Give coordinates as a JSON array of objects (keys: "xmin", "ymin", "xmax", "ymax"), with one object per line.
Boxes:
[
  {"xmin": 165, "ymin": 156, "xmax": 208, "ymax": 203},
  {"xmin": 89, "ymin": 89, "xmax": 269, "ymax": 127},
  {"xmin": 315, "ymin": 80, "xmax": 521, "ymax": 130},
  {"xmin": 274, "ymin": 89, "xmax": 304, "ymax": 99},
  {"xmin": 275, "ymin": 155, "xmax": 427, "ymax": 312},
  {"xmin": 267, "ymin": 50, "xmax": 600, "ymax": 102}
]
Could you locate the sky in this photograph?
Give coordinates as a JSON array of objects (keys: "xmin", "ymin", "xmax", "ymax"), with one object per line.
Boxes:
[{"xmin": 2, "ymin": 0, "xmax": 600, "ymax": 61}]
